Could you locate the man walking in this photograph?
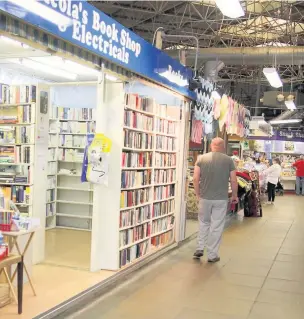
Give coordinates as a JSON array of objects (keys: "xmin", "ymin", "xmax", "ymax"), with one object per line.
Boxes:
[
  {"xmin": 293, "ymin": 155, "xmax": 304, "ymax": 195},
  {"xmin": 192, "ymin": 137, "xmax": 238, "ymax": 263}
]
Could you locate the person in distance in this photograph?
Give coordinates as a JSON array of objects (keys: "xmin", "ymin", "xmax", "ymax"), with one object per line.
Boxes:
[
  {"xmin": 192, "ymin": 137, "xmax": 238, "ymax": 263},
  {"xmin": 265, "ymin": 157, "xmax": 282, "ymax": 204},
  {"xmin": 293, "ymin": 155, "xmax": 304, "ymax": 195}
]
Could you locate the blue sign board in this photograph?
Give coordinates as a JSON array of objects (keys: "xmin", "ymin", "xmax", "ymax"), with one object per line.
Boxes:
[
  {"xmin": 0, "ymin": 0, "xmax": 195, "ymax": 99},
  {"xmin": 248, "ymin": 129, "xmax": 304, "ymax": 142}
]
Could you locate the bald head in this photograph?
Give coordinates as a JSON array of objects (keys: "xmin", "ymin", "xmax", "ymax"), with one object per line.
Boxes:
[{"xmin": 211, "ymin": 137, "xmax": 225, "ymax": 153}]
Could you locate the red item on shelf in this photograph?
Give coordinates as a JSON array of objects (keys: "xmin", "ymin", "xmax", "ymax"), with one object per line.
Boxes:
[{"xmin": 0, "ymin": 224, "xmax": 11, "ymax": 231}]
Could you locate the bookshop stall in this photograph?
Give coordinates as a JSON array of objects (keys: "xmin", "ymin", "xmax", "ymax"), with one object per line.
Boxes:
[{"xmin": 0, "ymin": 0, "xmax": 194, "ymax": 317}]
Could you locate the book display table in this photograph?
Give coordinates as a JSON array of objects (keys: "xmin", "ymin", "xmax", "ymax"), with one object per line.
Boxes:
[{"xmin": 2, "ymin": 229, "xmax": 36, "ymax": 296}]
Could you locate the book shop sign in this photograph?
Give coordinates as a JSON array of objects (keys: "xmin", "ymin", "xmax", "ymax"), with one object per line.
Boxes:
[{"xmin": 0, "ymin": 1, "xmax": 194, "ymax": 97}]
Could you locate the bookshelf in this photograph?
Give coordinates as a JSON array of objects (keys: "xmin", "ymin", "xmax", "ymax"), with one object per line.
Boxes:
[
  {"xmin": 46, "ymin": 105, "xmax": 95, "ymax": 231},
  {"xmin": 119, "ymin": 94, "xmax": 179, "ymax": 268},
  {"xmin": 0, "ymin": 84, "xmax": 36, "ymax": 216}
]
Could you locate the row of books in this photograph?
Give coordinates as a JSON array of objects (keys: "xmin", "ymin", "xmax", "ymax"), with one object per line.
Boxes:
[
  {"xmin": 151, "ymin": 216, "xmax": 174, "ymax": 234},
  {"xmin": 120, "ymin": 189, "xmax": 150, "ymax": 208},
  {"xmin": 154, "ymin": 104, "xmax": 168, "ymax": 118},
  {"xmin": 123, "ymin": 131, "xmax": 153, "ymax": 150},
  {"xmin": 119, "ymin": 240, "xmax": 149, "ymax": 267},
  {"xmin": 155, "ymin": 135, "xmax": 176, "ymax": 151},
  {"xmin": 153, "ymin": 199, "xmax": 175, "ymax": 218},
  {"xmin": 47, "ymin": 176, "xmax": 56, "ymax": 189},
  {"xmin": 154, "ymin": 185, "xmax": 175, "ymax": 200},
  {"xmin": 46, "ymin": 189, "xmax": 55, "ymax": 202},
  {"xmin": 0, "ymin": 185, "xmax": 31, "ymax": 205},
  {"xmin": 58, "ymin": 121, "xmax": 95, "ymax": 134},
  {"xmin": 48, "ymin": 162, "xmax": 57, "ymax": 175},
  {"xmin": 151, "ymin": 230, "xmax": 173, "ymax": 248},
  {"xmin": 59, "ymin": 135, "xmax": 86, "ymax": 147},
  {"xmin": 0, "ymin": 126, "xmax": 32, "ymax": 145},
  {"xmin": 46, "ymin": 202, "xmax": 55, "ymax": 217},
  {"xmin": 48, "ymin": 148, "xmax": 56, "ymax": 161},
  {"xmin": 58, "ymin": 149, "xmax": 84, "ymax": 162},
  {"xmin": 122, "ymin": 152, "xmax": 152, "ymax": 168},
  {"xmin": 119, "ymin": 205, "xmax": 151, "ymax": 228},
  {"xmin": 0, "ymin": 84, "xmax": 36, "ymax": 104},
  {"xmin": 125, "ymin": 94, "xmax": 154, "ymax": 113},
  {"xmin": 124, "ymin": 111, "xmax": 153, "ymax": 131},
  {"xmin": 121, "ymin": 170, "xmax": 151, "ymax": 188},
  {"xmin": 119, "ymin": 222, "xmax": 150, "ymax": 247},
  {"xmin": 56, "ymin": 107, "xmax": 96, "ymax": 121},
  {"xmin": 155, "ymin": 118, "xmax": 176, "ymax": 135},
  {"xmin": 0, "ymin": 104, "xmax": 34, "ymax": 124},
  {"xmin": 0, "ymin": 145, "xmax": 32, "ymax": 164},
  {"xmin": 155, "ymin": 153, "xmax": 176, "ymax": 167},
  {"xmin": 154, "ymin": 169, "xmax": 176, "ymax": 184},
  {"xmin": 16, "ymin": 145, "xmax": 32, "ymax": 164}
]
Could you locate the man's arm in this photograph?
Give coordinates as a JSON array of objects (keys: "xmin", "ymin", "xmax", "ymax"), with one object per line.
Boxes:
[
  {"xmin": 193, "ymin": 165, "xmax": 201, "ymax": 201},
  {"xmin": 230, "ymin": 170, "xmax": 238, "ymax": 203}
]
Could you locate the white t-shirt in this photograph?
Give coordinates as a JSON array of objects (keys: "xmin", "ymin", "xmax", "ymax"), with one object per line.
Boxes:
[{"xmin": 265, "ymin": 164, "xmax": 282, "ymax": 185}]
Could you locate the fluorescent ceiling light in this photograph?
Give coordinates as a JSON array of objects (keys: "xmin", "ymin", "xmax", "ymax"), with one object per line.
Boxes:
[
  {"xmin": 30, "ymin": 57, "xmax": 100, "ymax": 76},
  {"xmin": 8, "ymin": 58, "xmax": 77, "ymax": 80},
  {"xmin": 0, "ymin": 35, "xmax": 29, "ymax": 49},
  {"xmin": 215, "ymin": 0, "xmax": 244, "ymax": 18},
  {"xmin": 284, "ymin": 100, "xmax": 297, "ymax": 110},
  {"xmin": 263, "ymin": 68, "xmax": 283, "ymax": 88},
  {"xmin": 8, "ymin": 0, "xmax": 72, "ymax": 30},
  {"xmin": 105, "ymin": 74, "xmax": 118, "ymax": 82},
  {"xmin": 269, "ymin": 119, "xmax": 302, "ymax": 125},
  {"xmin": 211, "ymin": 90, "xmax": 221, "ymax": 99}
]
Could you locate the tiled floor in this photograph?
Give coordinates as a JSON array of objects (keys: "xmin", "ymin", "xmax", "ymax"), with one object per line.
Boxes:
[{"xmin": 65, "ymin": 195, "xmax": 304, "ymax": 319}]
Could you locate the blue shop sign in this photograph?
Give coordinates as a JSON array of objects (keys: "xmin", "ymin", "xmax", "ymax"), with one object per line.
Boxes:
[
  {"xmin": 0, "ymin": 0, "xmax": 195, "ymax": 98},
  {"xmin": 248, "ymin": 129, "xmax": 304, "ymax": 142}
]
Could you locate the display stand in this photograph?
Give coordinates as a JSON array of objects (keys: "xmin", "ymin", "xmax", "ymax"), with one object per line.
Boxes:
[{"xmin": 2, "ymin": 229, "xmax": 37, "ymax": 295}]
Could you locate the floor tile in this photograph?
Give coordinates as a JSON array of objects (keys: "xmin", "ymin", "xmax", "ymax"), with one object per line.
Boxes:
[
  {"xmin": 174, "ymin": 308, "xmax": 247, "ymax": 319},
  {"xmin": 248, "ymin": 301, "xmax": 304, "ymax": 319},
  {"xmin": 263, "ymin": 278, "xmax": 304, "ymax": 294}
]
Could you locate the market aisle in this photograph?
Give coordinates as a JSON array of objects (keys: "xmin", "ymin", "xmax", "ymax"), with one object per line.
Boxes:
[{"xmin": 64, "ymin": 195, "xmax": 304, "ymax": 319}]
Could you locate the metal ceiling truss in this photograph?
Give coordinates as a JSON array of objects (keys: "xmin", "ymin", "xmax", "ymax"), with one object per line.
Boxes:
[{"xmin": 91, "ymin": 1, "xmax": 304, "ymax": 85}]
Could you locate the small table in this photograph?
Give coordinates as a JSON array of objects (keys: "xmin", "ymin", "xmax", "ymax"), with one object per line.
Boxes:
[
  {"xmin": 2, "ymin": 229, "xmax": 37, "ymax": 296},
  {"xmin": 0, "ymin": 255, "xmax": 23, "ymax": 314}
]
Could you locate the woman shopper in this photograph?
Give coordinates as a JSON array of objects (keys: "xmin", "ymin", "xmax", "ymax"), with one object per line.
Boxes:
[{"xmin": 265, "ymin": 158, "xmax": 282, "ymax": 204}]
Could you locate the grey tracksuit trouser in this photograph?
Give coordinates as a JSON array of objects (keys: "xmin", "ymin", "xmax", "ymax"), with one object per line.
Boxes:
[{"xmin": 197, "ymin": 198, "xmax": 228, "ymax": 259}]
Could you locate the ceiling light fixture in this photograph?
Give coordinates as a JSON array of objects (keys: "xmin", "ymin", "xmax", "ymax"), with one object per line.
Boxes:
[
  {"xmin": 0, "ymin": 35, "xmax": 29, "ymax": 49},
  {"xmin": 284, "ymin": 100, "xmax": 297, "ymax": 110},
  {"xmin": 263, "ymin": 68, "xmax": 283, "ymax": 88},
  {"xmin": 8, "ymin": 0, "xmax": 72, "ymax": 31},
  {"xmin": 106, "ymin": 74, "xmax": 118, "ymax": 82},
  {"xmin": 8, "ymin": 58, "xmax": 77, "ymax": 80},
  {"xmin": 215, "ymin": 0, "xmax": 244, "ymax": 18},
  {"xmin": 269, "ymin": 119, "xmax": 301, "ymax": 125},
  {"xmin": 30, "ymin": 57, "xmax": 100, "ymax": 76}
]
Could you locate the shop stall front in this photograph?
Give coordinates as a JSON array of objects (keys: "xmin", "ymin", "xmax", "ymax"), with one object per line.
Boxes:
[
  {"xmin": 246, "ymin": 130, "xmax": 304, "ymax": 191},
  {"xmin": 0, "ymin": 1, "xmax": 195, "ymax": 317}
]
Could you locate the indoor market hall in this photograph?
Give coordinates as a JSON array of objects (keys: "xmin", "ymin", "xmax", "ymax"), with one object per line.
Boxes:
[{"xmin": 60, "ymin": 195, "xmax": 304, "ymax": 319}]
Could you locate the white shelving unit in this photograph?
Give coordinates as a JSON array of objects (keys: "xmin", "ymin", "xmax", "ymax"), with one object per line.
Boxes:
[
  {"xmin": 45, "ymin": 102, "xmax": 95, "ymax": 231},
  {"xmin": 0, "ymin": 86, "xmax": 37, "ymax": 216},
  {"xmin": 118, "ymin": 95, "xmax": 179, "ymax": 268}
]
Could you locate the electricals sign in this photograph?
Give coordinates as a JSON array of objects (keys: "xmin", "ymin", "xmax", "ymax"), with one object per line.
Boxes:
[{"xmin": 0, "ymin": 0, "xmax": 195, "ymax": 98}]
